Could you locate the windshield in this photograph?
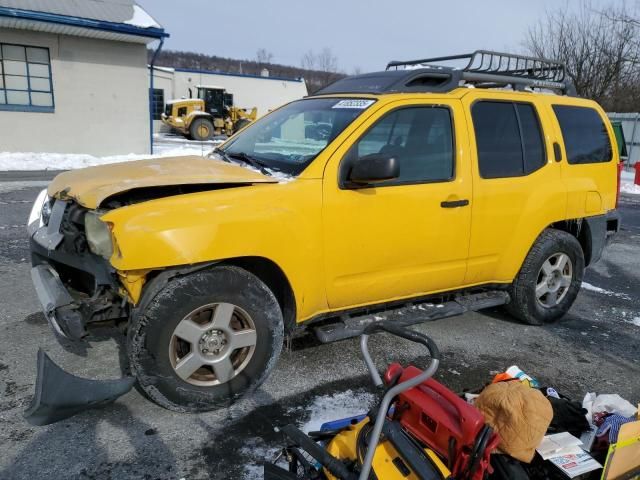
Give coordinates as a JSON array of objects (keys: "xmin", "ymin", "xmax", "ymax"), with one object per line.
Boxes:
[{"xmin": 218, "ymin": 97, "xmax": 376, "ymax": 175}]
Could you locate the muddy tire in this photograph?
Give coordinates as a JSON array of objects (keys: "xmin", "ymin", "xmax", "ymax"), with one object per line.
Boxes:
[
  {"xmin": 127, "ymin": 266, "xmax": 284, "ymax": 412},
  {"xmin": 506, "ymin": 229, "xmax": 584, "ymax": 326},
  {"xmin": 189, "ymin": 117, "xmax": 215, "ymax": 141}
]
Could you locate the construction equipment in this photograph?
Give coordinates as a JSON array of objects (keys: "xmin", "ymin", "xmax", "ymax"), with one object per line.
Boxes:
[
  {"xmin": 264, "ymin": 321, "xmax": 499, "ymax": 480},
  {"xmin": 161, "ymin": 85, "xmax": 257, "ymax": 141}
]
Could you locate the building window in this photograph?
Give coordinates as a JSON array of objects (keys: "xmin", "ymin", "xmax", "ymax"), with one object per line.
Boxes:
[
  {"xmin": 151, "ymin": 88, "xmax": 164, "ymax": 120},
  {"xmin": 0, "ymin": 43, "xmax": 54, "ymax": 112}
]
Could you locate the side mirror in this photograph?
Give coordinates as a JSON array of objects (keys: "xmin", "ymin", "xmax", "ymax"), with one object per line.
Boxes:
[{"xmin": 349, "ymin": 154, "xmax": 399, "ymax": 185}]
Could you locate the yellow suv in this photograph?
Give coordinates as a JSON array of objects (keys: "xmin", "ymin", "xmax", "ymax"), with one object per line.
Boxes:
[{"xmin": 27, "ymin": 51, "xmax": 620, "ymax": 411}]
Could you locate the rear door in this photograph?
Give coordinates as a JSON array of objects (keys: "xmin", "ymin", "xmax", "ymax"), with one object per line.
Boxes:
[
  {"xmin": 321, "ymin": 98, "xmax": 472, "ymax": 309},
  {"xmin": 462, "ymin": 93, "xmax": 567, "ymax": 285},
  {"xmin": 546, "ymin": 102, "xmax": 618, "ymax": 216}
]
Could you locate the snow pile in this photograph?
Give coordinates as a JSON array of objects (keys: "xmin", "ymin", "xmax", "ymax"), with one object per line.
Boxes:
[
  {"xmin": 620, "ymin": 168, "xmax": 640, "ymax": 195},
  {"xmin": 0, "ymin": 146, "xmax": 206, "ymax": 171},
  {"xmin": 581, "ymin": 282, "xmax": 631, "ymax": 300},
  {"xmin": 299, "ymin": 389, "xmax": 376, "ymax": 434},
  {"xmin": 125, "ymin": 4, "xmax": 160, "ymax": 29}
]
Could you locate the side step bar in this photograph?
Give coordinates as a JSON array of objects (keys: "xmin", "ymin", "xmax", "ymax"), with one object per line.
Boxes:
[{"xmin": 313, "ymin": 291, "xmax": 510, "ymax": 344}]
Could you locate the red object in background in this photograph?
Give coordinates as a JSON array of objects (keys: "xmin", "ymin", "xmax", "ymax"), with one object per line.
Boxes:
[
  {"xmin": 635, "ymin": 161, "xmax": 640, "ymax": 185},
  {"xmin": 384, "ymin": 363, "xmax": 500, "ymax": 480}
]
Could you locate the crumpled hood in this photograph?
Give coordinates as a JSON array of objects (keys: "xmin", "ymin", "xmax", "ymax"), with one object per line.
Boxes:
[{"xmin": 48, "ymin": 155, "xmax": 277, "ymax": 209}]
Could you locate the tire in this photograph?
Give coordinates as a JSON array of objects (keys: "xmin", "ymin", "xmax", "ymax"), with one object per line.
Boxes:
[
  {"xmin": 234, "ymin": 118, "xmax": 251, "ymax": 133},
  {"xmin": 127, "ymin": 266, "xmax": 284, "ymax": 412},
  {"xmin": 506, "ymin": 228, "xmax": 584, "ymax": 326},
  {"xmin": 189, "ymin": 118, "xmax": 215, "ymax": 141}
]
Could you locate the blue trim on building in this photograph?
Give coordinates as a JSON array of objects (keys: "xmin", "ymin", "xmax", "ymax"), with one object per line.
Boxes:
[
  {"xmin": 173, "ymin": 67, "xmax": 304, "ymax": 83},
  {"xmin": 0, "ymin": 104, "xmax": 54, "ymax": 113},
  {"xmin": 0, "ymin": 6, "xmax": 169, "ymax": 39}
]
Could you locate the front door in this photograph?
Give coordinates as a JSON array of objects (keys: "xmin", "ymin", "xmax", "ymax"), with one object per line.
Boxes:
[{"xmin": 322, "ymin": 99, "xmax": 472, "ymax": 309}]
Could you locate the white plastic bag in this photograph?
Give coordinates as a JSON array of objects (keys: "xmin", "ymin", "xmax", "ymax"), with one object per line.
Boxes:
[{"xmin": 583, "ymin": 392, "xmax": 637, "ymax": 423}]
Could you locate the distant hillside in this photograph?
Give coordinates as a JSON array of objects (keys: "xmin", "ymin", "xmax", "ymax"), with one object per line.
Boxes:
[{"xmin": 148, "ymin": 49, "xmax": 346, "ymax": 94}]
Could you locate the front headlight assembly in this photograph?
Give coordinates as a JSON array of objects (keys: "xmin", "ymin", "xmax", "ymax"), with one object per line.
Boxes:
[
  {"xmin": 27, "ymin": 189, "xmax": 49, "ymax": 228},
  {"xmin": 84, "ymin": 211, "xmax": 114, "ymax": 259}
]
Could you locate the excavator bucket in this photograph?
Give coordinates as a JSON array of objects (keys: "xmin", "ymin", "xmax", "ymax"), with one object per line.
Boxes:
[{"xmin": 23, "ymin": 349, "xmax": 135, "ymax": 426}]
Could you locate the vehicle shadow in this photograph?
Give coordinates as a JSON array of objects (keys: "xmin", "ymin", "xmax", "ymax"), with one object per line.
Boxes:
[
  {"xmin": 24, "ymin": 311, "xmax": 131, "ymax": 373},
  {"xmin": 1, "ymin": 403, "xmax": 177, "ymax": 480}
]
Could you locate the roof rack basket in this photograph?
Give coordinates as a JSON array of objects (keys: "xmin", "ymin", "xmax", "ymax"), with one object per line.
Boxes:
[{"xmin": 387, "ymin": 50, "xmax": 574, "ymax": 94}]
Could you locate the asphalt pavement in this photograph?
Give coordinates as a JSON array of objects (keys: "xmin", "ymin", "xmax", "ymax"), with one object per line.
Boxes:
[{"xmin": 1, "ymin": 175, "xmax": 639, "ymax": 480}]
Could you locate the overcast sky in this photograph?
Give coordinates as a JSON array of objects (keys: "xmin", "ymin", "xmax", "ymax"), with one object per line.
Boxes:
[{"xmin": 137, "ymin": 0, "xmax": 610, "ymax": 72}]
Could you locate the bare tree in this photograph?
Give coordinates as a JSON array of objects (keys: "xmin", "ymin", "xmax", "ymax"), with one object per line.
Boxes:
[
  {"xmin": 301, "ymin": 49, "xmax": 316, "ymax": 70},
  {"xmin": 525, "ymin": 1, "xmax": 640, "ymax": 111},
  {"xmin": 317, "ymin": 47, "xmax": 338, "ymax": 74},
  {"xmin": 256, "ymin": 48, "xmax": 274, "ymax": 66}
]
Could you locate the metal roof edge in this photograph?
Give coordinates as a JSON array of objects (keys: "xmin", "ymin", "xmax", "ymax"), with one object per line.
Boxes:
[
  {"xmin": 173, "ymin": 67, "xmax": 304, "ymax": 83},
  {"xmin": 0, "ymin": 6, "xmax": 169, "ymax": 40}
]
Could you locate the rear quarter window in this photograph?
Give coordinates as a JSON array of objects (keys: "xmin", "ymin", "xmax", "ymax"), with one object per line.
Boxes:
[{"xmin": 552, "ymin": 105, "xmax": 612, "ymax": 164}]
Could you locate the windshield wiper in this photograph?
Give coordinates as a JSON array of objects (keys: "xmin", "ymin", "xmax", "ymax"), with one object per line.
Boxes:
[
  {"xmin": 212, "ymin": 147, "xmax": 232, "ymax": 163},
  {"xmin": 226, "ymin": 151, "xmax": 272, "ymax": 176}
]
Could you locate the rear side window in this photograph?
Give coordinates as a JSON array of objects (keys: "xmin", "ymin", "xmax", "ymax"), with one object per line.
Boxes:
[
  {"xmin": 553, "ymin": 105, "xmax": 612, "ymax": 164},
  {"xmin": 472, "ymin": 101, "xmax": 546, "ymax": 178}
]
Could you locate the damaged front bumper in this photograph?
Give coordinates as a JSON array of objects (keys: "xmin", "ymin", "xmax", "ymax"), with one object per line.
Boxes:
[
  {"xmin": 28, "ymin": 198, "xmax": 126, "ymax": 341},
  {"xmin": 24, "ymin": 349, "xmax": 135, "ymax": 426},
  {"xmin": 30, "ymin": 263, "xmax": 86, "ymax": 339}
]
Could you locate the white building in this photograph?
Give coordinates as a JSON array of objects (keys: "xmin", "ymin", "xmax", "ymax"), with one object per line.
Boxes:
[
  {"xmin": 0, "ymin": 0, "xmax": 166, "ymax": 156},
  {"xmin": 151, "ymin": 66, "xmax": 308, "ymax": 132}
]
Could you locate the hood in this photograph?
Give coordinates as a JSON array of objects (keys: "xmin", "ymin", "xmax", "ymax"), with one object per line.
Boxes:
[{"xmin": 48, "ymin": 155, "xmax": 277, "ymax": 209}]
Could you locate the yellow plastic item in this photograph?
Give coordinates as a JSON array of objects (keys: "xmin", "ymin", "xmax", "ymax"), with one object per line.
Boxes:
[{"xmin": 324, "ymin": 418, "xmax": 451, "ymax": 479}]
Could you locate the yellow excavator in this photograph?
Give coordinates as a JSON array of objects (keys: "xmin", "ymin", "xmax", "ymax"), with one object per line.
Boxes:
[{"xmin": 161, "ymin": 85, "xmax": 257, "ymax": 141}]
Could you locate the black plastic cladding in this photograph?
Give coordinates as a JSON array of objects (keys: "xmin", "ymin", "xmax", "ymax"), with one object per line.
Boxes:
[{"xmin": 313, "ymin": 50, "xmax": 576, "ymax": 96}]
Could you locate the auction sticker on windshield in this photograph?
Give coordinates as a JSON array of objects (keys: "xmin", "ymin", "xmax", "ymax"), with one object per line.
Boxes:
[{"xmin": 332, "ymin": 99, "xmax": 375, "ymax": 109}]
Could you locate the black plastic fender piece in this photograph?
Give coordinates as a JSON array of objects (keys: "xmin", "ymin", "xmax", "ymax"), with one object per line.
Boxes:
[{"xmin": 23, "ymin": 349, "xmax": 135, "ymax": 426}]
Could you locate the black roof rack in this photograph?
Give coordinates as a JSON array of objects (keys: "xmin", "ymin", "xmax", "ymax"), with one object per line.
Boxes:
[{"xmin": 314, "ymin": 50, "xmax": 575, "ymax": 96}]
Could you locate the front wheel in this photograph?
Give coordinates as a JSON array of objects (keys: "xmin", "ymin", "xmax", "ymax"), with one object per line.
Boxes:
[
  {"xmin": 506, "ymin": 229, "xmax": 584, "ymax": 325},
  {"xmin": 189, "ymin": 117, "xmax": 215, "ymax": 141},
  {"xmin": 127, "ymin": 266, "xmax": 284, "ymax": 412}
]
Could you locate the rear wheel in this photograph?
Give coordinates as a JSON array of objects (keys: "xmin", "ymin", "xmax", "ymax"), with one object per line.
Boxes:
[
  {"xmin": 189, "ymin": 117, "xmax": 215, "ymax": 141},
  {"xmin": 507, "ymin": 229, "xmax": 584, "ymax": 325},
  {"xmin": 127, "ymin": 266, "xmax": 284, "ymax": 412}
]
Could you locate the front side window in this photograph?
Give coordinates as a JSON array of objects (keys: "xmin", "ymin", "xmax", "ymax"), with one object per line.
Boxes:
[
  {"xmin": 472, "ymin": 101, "xmax": 546, "ymax": 178},
  {"xmin": 347, "ymin": 106, "xmax": 454, "ymax": 185},
  {"xmin": 221, "ymin": 97, "xmax": 376, "ymax": 175},
  {"xmin": 552, "ymin": 105, "xmax": 612, "ymax": 164},
  {"xmin": 0, "ymin": 43, "xmax": 54, "ymax": 111}
]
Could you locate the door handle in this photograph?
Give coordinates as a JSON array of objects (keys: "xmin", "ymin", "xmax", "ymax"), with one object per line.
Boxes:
[
  {"xmin": 553, "ymin": 142, "xmax": 562, "ymax": 162},
  {"xmin": 440, "ymin": 199, "xmax": 469, "ymax": 208}
]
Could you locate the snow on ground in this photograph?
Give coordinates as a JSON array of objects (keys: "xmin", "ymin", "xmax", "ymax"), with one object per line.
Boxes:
[
  {"xmin": 239, "ymin": 438, "xmax": 282, "ymax": 480},
  {"xmin": 621, "ymin": 168, "xmax": 640, "ymax": 194},
  {"xmin": 298, "ymin": 389, "xmax": 376, "ymax": 434},
  {"xmin": 0, "ymin": 145, "xmax": 208, "ymax": 171},
  {"xmin": 581, "ymin": 281, "xmax": 632, "ymax": 300}
]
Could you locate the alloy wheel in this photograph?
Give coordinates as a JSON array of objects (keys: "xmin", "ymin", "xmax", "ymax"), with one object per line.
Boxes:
[
  {"xmin": 169, "ymin": 303, "xmax": 257, "ymax": 386},
  {"xmin": 535, "ymin": 252, "xmax": 573, "ymax": 308}
]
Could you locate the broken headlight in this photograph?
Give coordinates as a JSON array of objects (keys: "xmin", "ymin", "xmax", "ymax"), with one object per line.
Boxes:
[
  {"xmin": 27, "ymin": 189, "xmax": 49, "ymax": 228},
  {"xmin": 84, "ymin": 211, "xmax": 113, "ymax": 259}
]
